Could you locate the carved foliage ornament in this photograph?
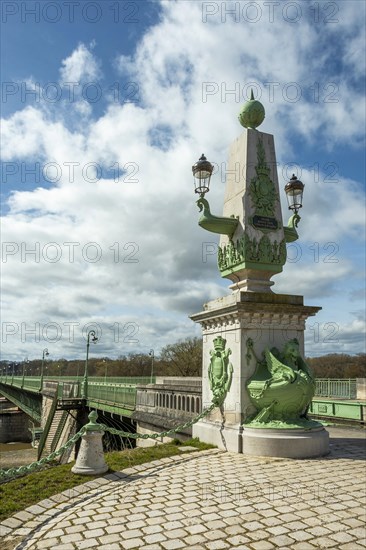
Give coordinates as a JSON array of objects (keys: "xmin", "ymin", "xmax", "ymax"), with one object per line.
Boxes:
[{"xmin": 218, "ymin": 233, "xmax": 286, "ymax": 272}]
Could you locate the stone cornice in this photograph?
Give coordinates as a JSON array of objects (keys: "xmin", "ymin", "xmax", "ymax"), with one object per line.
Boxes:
[{"xmin": 190, "ymin": 292, "xmax": 321, "ymax": 331}]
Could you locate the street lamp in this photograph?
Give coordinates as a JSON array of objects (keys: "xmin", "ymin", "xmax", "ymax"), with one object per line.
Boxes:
[
  {"xmin": 21, "ymin": 358, "xmax": 29, "ymax": 388},
  {"xmin": 149, "ymin": 349, "xmax": 154, "ymax": 384},
  {"xmin": 39, "ymin": 348, "xmax": 49, "ymax": 391},
  {"xmin": 192, "ymin": 154, "xmax": 214, "ymax": 196},
  {"xmin": 285, "ymin": 174, "xmax": 305, "ymax": 215},
  {"xmin": 192, "ymin": 153, "xmax": 239, "ymax": 238},
  {"xmin": 82, "ymin": 330, "xmax": 98, "ymax": 400},
  {"xmin": 102, "ymin": 359, "xmax": 107, "ymax": 383}
]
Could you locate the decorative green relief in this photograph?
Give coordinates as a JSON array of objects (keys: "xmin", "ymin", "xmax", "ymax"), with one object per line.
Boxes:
[
  {"xmin": 249, "ymin": 139, "xmax": 279, "ymax": 219},
  {"xmin": 284, "ymin": 213, "xmax": 300, "ymax": 243},
  {"xmin": 196, "ymin": 196, "xmax": 239, "ymax": 238},
  {"xmin": 244, "ymin": 339, "xmax": 321, "ymax": 429},
  {"xmin": 208, "ymin": 336, "xmax": 233, "ymax": 405},
  {"xmin": 218, "ymin": 232, "xmax": 286, "ymax": 273},
  {"xmin": 238, "ymin": 89, "xmax": 265, "ymax": 129}
]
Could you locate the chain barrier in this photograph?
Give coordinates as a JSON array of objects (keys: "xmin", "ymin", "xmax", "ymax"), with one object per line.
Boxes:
[
  {"xmin": 100, "ymin": 401, "xmax": 217, "ymax": 440},
  {"xmin": 0, "ymin": 427, "xmax": 87, "ymax": 482},
  {"xmin": 0, "ymin": 399, "xmax": 220, "ymax": 482}
]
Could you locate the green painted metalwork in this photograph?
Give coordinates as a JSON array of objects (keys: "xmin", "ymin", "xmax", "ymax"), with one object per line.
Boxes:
[
  {"xmin": 0, "ymin": 399, "xmax": 219, "ymax": 481},
  {"xmin": 218, "ymin": 232, "xmax": 286, "ymax": 275},
  {"xmin": 98, "ymin": 402, "xmax": 218, "ymax": 441},
  {"xmin": 0, "ymin": 376, "xmax": 156, "ymax": 417},
  {"xmin": 0, "ymin": 376, "xmax": 156, "ymax": 388},
  {"xmin": 249, "ymin": 138, "xmax": 279, "ymax": 218},
  {"xmin": 216, "ymin": 138, "xmax": 291, "ymax": 277},
  {"xmin": 85, "ymin": 410, "xmax": 102, "ymax": 431},
  {"xmin": 21, "ymin": 378, "xmax": 43, "ymax": 392},
  {"xmin": 238, "ymin": 89, "xmax": 265, "ymax": 129},
  {"xmin": 284, "ymin": 213, "xmax": 300, "ymax": 243},
  {"xmin": 87, "ymin": 376, "xmax": 156, "ymax": 385},
  {"xmin": 0, "ymin": 426, "xmax": 86, "ymax": 481},
  {"xmin": 39, "ymin": 348, "xmax": 49, "ymax": 391},
  {"xmin": 315, "ymin": 379, "xmax": 357, "ymax": 400},
  {"xmin": 310, "ymin": 399, "xmax": 365, "ymax": 421},
  {"xmin": 196, "ymin": 196, "xmax": 239, "ymax": 237},
  {"xmin": 245, "ymin": 338, "xmax": 321, "ymax": 429},
  {"xmin": 86, "ymin": 382, "xmax": 136, "ymax": 417},
  {"xmin": 37, "ymin": 391, "xmax": 59, "ymax": 459},
  {"xmin": 0, "ymin": 383, "xmax": 42, "ymax": 422},
  {"xmin": 208, "ymin": 336, "xmax": 233, "ymax": 405}
]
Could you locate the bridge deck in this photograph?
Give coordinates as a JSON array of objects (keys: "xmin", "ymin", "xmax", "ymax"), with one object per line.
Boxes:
[{"xmin": 1, "ymin": 376, "xmax": 365, "ymax": 422}]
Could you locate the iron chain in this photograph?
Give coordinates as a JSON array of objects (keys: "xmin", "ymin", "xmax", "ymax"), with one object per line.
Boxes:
[
  {"xmin": 0, "ymin": 426, "xmax": 87, "ymax": 481},
  {"xmin": 99, "ymin": 402, "xmax": 217, "ymax": 440},
  {"xmin": 0, "ymin": 399, "xmax": 220, "ymax": 481}
]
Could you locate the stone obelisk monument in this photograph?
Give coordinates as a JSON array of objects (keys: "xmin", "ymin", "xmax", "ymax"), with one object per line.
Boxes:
[{"xmin": 191, "ymin": 94, "xmax": 329, "ymax": 458}]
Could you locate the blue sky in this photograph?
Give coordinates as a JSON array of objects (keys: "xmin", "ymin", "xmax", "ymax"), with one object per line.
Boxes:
[{"xmin": 1, "ymin": 0, "xmax": 365, "ymax": 361}]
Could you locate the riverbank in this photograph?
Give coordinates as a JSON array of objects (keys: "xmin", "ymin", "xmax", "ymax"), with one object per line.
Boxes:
[{"xmin": 0, "ymin": 443, "xmax": 36, "ymax": 471}]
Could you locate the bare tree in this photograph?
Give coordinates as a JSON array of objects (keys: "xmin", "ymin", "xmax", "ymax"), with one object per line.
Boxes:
[{"xmin": 160, "ymin": 337, "xmax": 202, "ymax": 377}]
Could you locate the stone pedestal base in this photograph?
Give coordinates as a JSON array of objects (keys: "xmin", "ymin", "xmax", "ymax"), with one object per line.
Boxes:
[
  {"xmin": 242, "ymin": 426, "xmax": 329, "ymax": 458},
  {"xmin": 71, "ymin": 430, "xmax": 108, "ymax": 475},
  {"xmin": 193, "ymin": 421, "xmax": 242, "ymax": 453}
]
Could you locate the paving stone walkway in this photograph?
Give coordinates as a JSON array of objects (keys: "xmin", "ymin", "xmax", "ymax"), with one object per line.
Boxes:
[{"xmin": 1, "ymin": 427, "xmax": 365, "ymax": 549}]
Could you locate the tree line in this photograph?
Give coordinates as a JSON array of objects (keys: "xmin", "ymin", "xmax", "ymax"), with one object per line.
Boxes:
[{"xmin": 1, "ymin": 338, "xmax": 365, "ymax": 379}]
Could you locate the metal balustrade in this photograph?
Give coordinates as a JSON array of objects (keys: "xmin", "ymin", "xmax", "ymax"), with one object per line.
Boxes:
[
  {"xmin": 0, "ymin": 376, "xmax": 362, "ymax": 418},
  {"xmin": 315, "ymin": 379, "xmax": 357, "ymax": 399},
  {"xmin": 0, "ymin": 375, "xmax": 151, "ymax": 416}
]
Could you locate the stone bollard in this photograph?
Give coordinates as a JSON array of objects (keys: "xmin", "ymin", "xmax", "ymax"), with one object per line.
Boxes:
[{"xmin": 71, "ymin": 410, "xmax": 109, "ymax": 475}]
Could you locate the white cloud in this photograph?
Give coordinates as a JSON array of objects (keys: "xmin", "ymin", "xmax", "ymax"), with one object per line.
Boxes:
[
  {"xmin": 59, "ymin": 43, "xmax": 101, "ymax": 84},
  {"xmin": 1, "ymin": 0, "xmax": 365, "ymax": 360}
]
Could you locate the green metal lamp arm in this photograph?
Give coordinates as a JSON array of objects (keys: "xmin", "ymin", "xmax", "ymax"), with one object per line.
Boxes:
[
  {"xmin": 196, "ymin": 196, "xmax": 239, "ymax": 238},
  {"xmin": 284, "ymin": 213, "xmax": 301, "ymax": 243}
]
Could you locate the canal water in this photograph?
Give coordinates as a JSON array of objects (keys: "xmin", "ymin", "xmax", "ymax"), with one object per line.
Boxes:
[
  {"xmin": 0, "ymin": 442, "xmax": 32, "ymax": 452},
  {"xmin": 0, "ymin": 442, "xmax": 37, "ymax": 470}
]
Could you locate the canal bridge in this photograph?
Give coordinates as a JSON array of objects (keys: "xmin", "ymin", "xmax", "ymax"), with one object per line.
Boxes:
[
  {"xmin": 0, "ymin": 374, "xmax": 365, "ymax": 463},
  {"xmin": 0, "ymin": 374, "xmax": 203, "ymax": 460}
]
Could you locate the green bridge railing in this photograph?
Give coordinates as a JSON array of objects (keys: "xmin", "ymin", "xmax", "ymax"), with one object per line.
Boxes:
[
  {"xmin": 315, "ymin": 379, "xmax": 357, "ymax": 400},
  {"xmin": 0, "ymin": 376, "xmax": 156, "ymax": 416},
  {"xmin": 0, "ymin": 376, "xmax": 360, "ymax": 416}
]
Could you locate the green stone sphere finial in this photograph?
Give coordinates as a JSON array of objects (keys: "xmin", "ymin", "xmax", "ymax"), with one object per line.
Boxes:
[{"xmin": 238, "ymin": 88, "xmax": 265, "ymax": 129}]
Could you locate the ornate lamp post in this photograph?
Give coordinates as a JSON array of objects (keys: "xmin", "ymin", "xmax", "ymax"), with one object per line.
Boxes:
[
  {"xmin": 21, "ymin": 357, "xmax": 29, "ymax": 388},
  {"xmin": 192, "ymin": 154, "xmax": 214, "ymax": 196},
  {"xmin": 102, "ymin": 359, "xmax": 107, "ymax": 383},
  {"xmin": 81, "ymin": 330, "xmax": 98, "ymax": 400},
  {"xmin": 190, "ymin": 93, "xmax": 327, "ymax": 459},
  {"xmin": 285, "ymin": 174, "xmax": 304, "ymax": 215},
  {"xmin": 39, "ymin": 348, "xmax": 49, "ymax": 391},
  {"xmin": 149, "ymin": 349, "xmax": 154, "ymax": 383}
]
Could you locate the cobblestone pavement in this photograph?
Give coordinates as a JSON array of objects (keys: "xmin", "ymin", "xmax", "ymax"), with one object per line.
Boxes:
[{"xmin": 1, "ymin": 427, "xmax": 365, "ymax": 549}]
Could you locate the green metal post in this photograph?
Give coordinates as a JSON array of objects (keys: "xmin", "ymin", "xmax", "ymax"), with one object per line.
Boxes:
[
  {"xmin": 82, "ymin": 330, "xmax": 98, "ymax": 400},
  {"xmin": 39, "ymin": 348, "xmax": 49, "ymax": 392},
  {"xmin": 149, "ymin": 349, "xmax": 154, "ymax": 384}
]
